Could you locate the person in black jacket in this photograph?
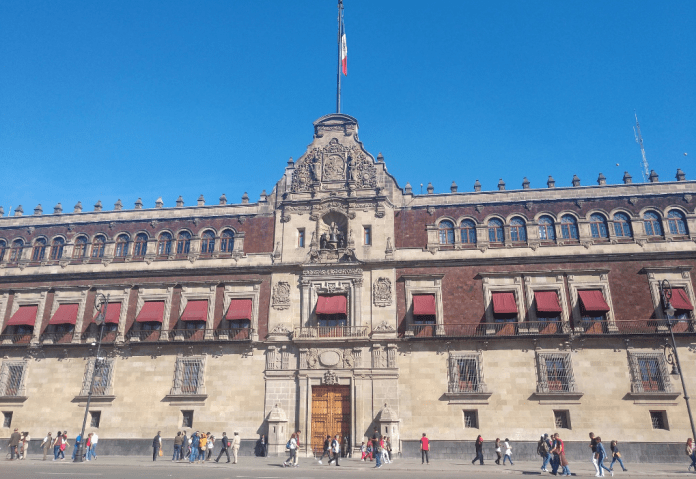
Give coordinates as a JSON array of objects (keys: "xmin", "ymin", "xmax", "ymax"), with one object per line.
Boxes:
[
  {"xmin": 215, "ymin": 432, "xmax": 230, "ymax": 463},
  {"xmin": 317, "ymin": 435, "xmax": 331, "ymax": 464},
  {"xmin": 472, "ymin": 435, "xmax": 484, "ymax": 465},
  {"xmin": 152, "ymin": 431, "xmax": 161, "ymax": 461}
]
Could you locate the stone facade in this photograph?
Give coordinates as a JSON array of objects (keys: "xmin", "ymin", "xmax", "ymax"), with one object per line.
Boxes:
[{"xmin": 1, "ymin": 113, "xmax": 696, "ymax": 461}]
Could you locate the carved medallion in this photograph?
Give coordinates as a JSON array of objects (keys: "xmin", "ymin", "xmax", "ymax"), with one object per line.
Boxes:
[
  {"xmin": 323, "ymin": 370, "xmax": 338, "ymax": 385},
  {"xmin": 323, "ymin": 154, "xmax": 346, "ymax": 181},
  {"xmin": 319, "ymin": 350, "xmax": 340, "ymax": 367},
  {"xmin": 272, "ymin": 282, "xmax": 291, "ymax": 310},
  {"xmin": 373, "ymin": 277, "xmax": 393, "ymax": 307}
]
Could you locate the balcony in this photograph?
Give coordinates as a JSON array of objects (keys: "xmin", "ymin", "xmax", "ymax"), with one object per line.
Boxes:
[
  {"xmin": 125, "ymin": 329, "xmax": 163, "ymax": 343},
  {"xmin": 40, "ymin": 331, "xmax": 76, "ymax": 344},
  {"xmin": 169, "ymin": 328, "xmax": 252, "ymax": 342},
  {"xmin": 0, "ymin": 333, "xmax": 34, "ymax": 345},
  {"xmin": 293, "ymin": 326, "xmax": 369, "ymax": 340}
]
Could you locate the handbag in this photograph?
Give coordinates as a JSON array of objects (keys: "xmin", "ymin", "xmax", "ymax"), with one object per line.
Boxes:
[
  {"xmin": 60, "ymin": 443, "xmax": 66, "ymax": 451},
  {"xmin": 159, "ymin": 448, "xmax": 163, "ymax": 457}
]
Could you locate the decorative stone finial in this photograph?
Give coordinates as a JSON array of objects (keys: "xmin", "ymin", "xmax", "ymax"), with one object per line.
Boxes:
[
  {"xmin": 73, "ymin": 201, "xmax": 82, "ymax": 213},
  {"xmin": 497, "ymin": 179, "xmax": 505, "ymax": 191},
  {"xmin": 622, "ymin": 171, "xmax": 632, "ymax": 184},
  {"xmin": 474, "ymin": 179, "xmax": 482, "ymax": 192},
  {"xmin": 242, "ymin": 192, "xmax": 249, "ymax": 204},
  {"xmin": 450, "ymin": 181, "xmax": 458, "ymax": 193},
  {"xmin": 287, "ymin": 157, "xmax": 294, "ymax": 166},
  {"xmin": 155, "ymin": 197, "xmax": 164, "ymax": 208},
  {"xmin": 94, "ymin": 200, "xmax": 102, "ymax": 212},
  {"xmin": 14, "ymin": 205, "xmax": 23, "ymax": 216},
  {"xmin": 34, "ymin": 204, "xmax": 43, "ymax": 215},
  {"xmin": 53, "ymin": 203, "xmax": 63, "ymax": 214},
  {"xmin": 676, "ymin": 168, "xmax": 686, "ymax": 181},
  {"xmin": 197, "ymin": 195, "xmax": 205, "ymax": 206},
  {"xmin": 404, "ymin": 182, "xmax": 412, "ymax": 194},
  {"xmin": 426, "ymin": 182, "xmax": 434, "ymax": 194},
  {"xmin": 547, "ymin": 176, "xmax": 555, "ymax": 188},
  {"xmin": 176, "ymin": 196, "xmax": 184, "ymax": 207},
  {"xmin": 522, "ymin": 177, "xmax": 530, "ymax": 189},
  {"xmin": 114, "ymin": 199, "xmax": 123, "ymax": 210},
  {"xmin": 134, "ymin": 198, "xmax": 143, "ymax": 209},
  {"xmin": 377, "ymin": 152, "xmax": 384, "ymax": 162},
  {"xmin": 572, "ymin": 175, "xmax": 581, "ymax": 187},
  {"xmin": 0, "ymin": 206, "xmax": 4, "ymax": 216},
  {"xmin": 219, "ymin": 193, "xmax": 227, "ymax": 205},
  {"xmin": 649, "ymin": 170, "xmax": 659, "ymax": 183},
  {"xmin": 259, "ymin": 190, "xmax": 268, "ymax": 202},
  {"xmin": 597, "ymin": 173, "xmax": 606, "ymax": 186}
]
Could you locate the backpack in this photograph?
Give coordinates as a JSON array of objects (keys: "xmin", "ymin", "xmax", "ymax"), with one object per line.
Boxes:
[
  {"xmin": 286, "ymin": 440, "xmax": 291, "ymax": 450},
  {"xmin": 538, "ymin": 441, "xmax": 549, "ymax": 456}
]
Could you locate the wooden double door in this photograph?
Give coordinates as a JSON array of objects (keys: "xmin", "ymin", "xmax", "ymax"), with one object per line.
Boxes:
[{"xmin": 311, "ymin": 385, "xmax": 350, "ymax": 454}]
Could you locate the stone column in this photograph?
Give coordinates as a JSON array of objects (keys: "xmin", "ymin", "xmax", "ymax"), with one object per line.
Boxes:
[{"xmin": 353, "ymin": 277, "xmax": 363, "ymax": 329}]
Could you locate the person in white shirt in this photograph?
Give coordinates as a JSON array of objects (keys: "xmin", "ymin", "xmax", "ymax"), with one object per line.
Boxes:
[
  {"xmin": 90, "ymin": 432, "xmax": 99, "ymax": 460},
  {"xmin": 41, "ymin": 432, "xmax": 52, "ymax": 461},
  {"xmin": 503, "ymin": 438, "xmax": 514, "ymax": 465}
]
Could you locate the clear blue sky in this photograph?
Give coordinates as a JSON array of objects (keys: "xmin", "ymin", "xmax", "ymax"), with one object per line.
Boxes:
[{"xmin": 1, "ymin": 1, "xmax": 694, "ymax": 213}]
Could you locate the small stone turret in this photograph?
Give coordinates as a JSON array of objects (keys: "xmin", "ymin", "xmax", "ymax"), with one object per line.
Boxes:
[{"xmin": 474, "ymin": 179, "xmax": 481, "ymax": 192}]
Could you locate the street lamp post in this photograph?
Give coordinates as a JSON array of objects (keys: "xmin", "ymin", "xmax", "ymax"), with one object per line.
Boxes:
[
  {"xmin": 660, "ymin": 280, "xmax": 696, "ymax": 441},
  {"xmin": 73, "ymin": 293, "xmax": 108, "ymax": 463}
]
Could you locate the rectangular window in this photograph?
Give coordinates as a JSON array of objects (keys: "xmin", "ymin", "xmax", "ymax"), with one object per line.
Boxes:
[
  {"xmin": 182, "ymin": 410, "xmax": 194, "ymax": 428},
  {"xmin": 449, "ymin": 354, "xmax": 484, "ymax": 393},
  {"xmin": 171, "ymin": 357, "xmax": 205, "ymax": 396},
  {"xmin": 90, "ymin": 411, "xmax": 101, "ymax": 428},
  {"xmin": 628, "ymin": 353, "xmax": 672, "ymax": 394},
  {"xmin": 650, "ymin": 411, "xmax": 668, "ymax": 430},
  {"xmin": 463, "ymin": 410, "xmax": 479, "ymax": 428},
  {"xmin": 2, "ymin": 411, "xmax": 12, "ymax": 428},
  {"xmin": 298, "ymin": 229, "xmax": 305, "ymax": 248},
  {"xmin": 536, "ymin": 353, "xmax": 577, "ymax": 393},
  {"xmin": 364, "ymin": 226, "xmax": 372, "ymax": 246},
  {"xmin": 554, "ymin": 410, "xmax": 571, "ymax": 429},
  {"xmin": 0, "ymin": 361, "xmax": 27, "ymax": 397}
]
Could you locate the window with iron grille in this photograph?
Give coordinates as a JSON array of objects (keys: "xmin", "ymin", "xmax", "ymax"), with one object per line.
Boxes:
[
  {"xmin": 463, "ymin": 410, "xmax": 479, "ymax": 428},
  {"xmin": 554, "ymin": 410, "xmax": 571, "ymax": 429},
  {"xmin": 650, "ymin": 410, "xmax": 668, "ymax": 430},
  {"xmin": 0, "ymin": 361, "xmax": 28, "ymax": 397},
  {"xmin": 171, "ymin": 356, "xmax": 206, "ymax": 396},
  {"xmin": 182, "ymin": 410, "xmax": 194, "ymax": 428},
  {"xmin": 536, "ymin": 353, "xmax": 577, "ymax": 393},
  {"xmin": 90, "ymin": 411, "xmax": 101, "ymax": 428},
  {"xmin": 628, "ymin": 352, "xmax": 673, "ymax": 394},
  {"xmin": 80, "ymin": 358, "xmax": 115, "ymax": 396},
  {"xmin": 449, "ymin": 354, "xmax": 485, "ymax": 393},
  {"xmin": 3, "ymin": 411, "xmax": 12, "ymax": 428}
]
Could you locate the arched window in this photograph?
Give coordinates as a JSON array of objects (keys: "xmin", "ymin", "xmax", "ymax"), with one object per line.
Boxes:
[
  {"xmin": 510, "ymin": 217, "xmax": 527, "ymax": 242},
  {"xmin": 667, "ymin": 210, "xmax": 688, "ymax": 235},
  {"xmin": 613, "ymin": 213, "xmax": 633, "ymax": 238},
  {"xmin": 158, "ymin": 232, "xmax": 172, "ymax": 256},
  {"xmin": 643, "ymin": 211, "xmax": 663, "ymax": 236},
  {"xmin": 0, "ymin": 240, "xmax": 6, "ymax": 262},
  {"xmin": 220, "ymin": 230, "xmax": 235, "ymax": 253},
  {"xmin": 538, "ymin": 216, "xmax": 556, "ymax": 241},
  {"xmin": 73, "ymin": 236, "xmax": 88, "ymax": 258},
  {"xmin": 10, "ymin": 239, "xmax": 24, "ymax": 262},
  {"xmin": 590, "ymin": 214, "xmax": 609, "ymax": 239},
  {"xmin": 201, "ymin": 231, "xmax": 215, "ymax": 254},
  {"xmin": 561, "ymin": 215, "xmax": 579, "ymax": 240},
  {"xmin": 460, "ymin": 220, "xmax": 477, "ymax": 244},
  {"xmin": 439, "ymin": 220, "xmax": 455, "ymax": 245},
  {"xmin": 134, "ymin": 233, "xmax": 148, "ymax": 257},
  {"xmin": 176, "ymin": 231, "xmax": 191, "ymax": 254},
  {"xmin": 50, "ymin": 238, "xmax": 64, "ymax": 260},
  {"xmin": 115, "ymin": 234, "xmax": 130, "ymax": 257},
  {"xmin": 32, "ymin": 238, "xmax": 47, "ymax": 261},
  {"xmin": 91, "ymin": 235, "xmax": 106, "ymax": 258},
  {"xmin": 488, "ymin": 218, "xmax": 504, "ymax": 243}
]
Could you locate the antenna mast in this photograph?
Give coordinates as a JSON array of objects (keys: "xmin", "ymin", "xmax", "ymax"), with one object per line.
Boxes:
[{"xmin": 633, "ymin": 112, "xmax": 650, "ymax": 182}]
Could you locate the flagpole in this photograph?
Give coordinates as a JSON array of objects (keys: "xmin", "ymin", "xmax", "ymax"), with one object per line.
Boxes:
[{"xmin": 336, "ymin": 0, "xmax": 343, "ymax": 113}]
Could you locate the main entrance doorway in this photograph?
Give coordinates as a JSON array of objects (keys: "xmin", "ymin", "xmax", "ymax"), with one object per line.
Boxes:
[{"xmin": 311, "ymin": 385, "xmax": 350, "ymax": 454}]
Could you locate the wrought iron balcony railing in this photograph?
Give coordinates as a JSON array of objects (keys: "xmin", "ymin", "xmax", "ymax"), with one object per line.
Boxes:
[
  {"xmin": 0, "ymin": 333, "xmax": 34, "ymax": 345},
  {"xmin": 40, "ymin": 331, "xmax": 76, "ymax": 344},
  {"xmin": 294, "ymin": 326, "xmax": 369, "ymax": 339}
]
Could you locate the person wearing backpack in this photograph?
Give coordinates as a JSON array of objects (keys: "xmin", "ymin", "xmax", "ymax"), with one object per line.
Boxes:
[
  {"xmin": 215, "ymin": 431, "xmax": 230, "ymax": 463},
  {"xmin": 538, "ymin": 435, "xmax": 551, "ymax": 472},
  {"xmin": 328, "ymin": 434, "xmax": 341, "ymax": 466},
  {"xmin": 282, "ymin": 433, "xmax": 297, "ymax": 467},
  {"xmin": 317, "ymin": 435, "xmax": 331, "ymax": 464}
]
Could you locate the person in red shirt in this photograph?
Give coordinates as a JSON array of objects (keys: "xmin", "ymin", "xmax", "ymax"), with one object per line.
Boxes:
[{"xmin": 420, "ymin": 433, "xmax": 430, "ymax": 464}]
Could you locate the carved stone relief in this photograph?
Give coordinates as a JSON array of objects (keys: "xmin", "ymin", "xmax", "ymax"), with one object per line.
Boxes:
[
  {"xmin": 373, "ymin": 277, "xmax": 393, "ymax": 307},
  {"xmin": 272, "ymin": 282, "xmax": 291, "ymax": 310},
  {"xmin": 323, "ymin": 370, "xmax": 338, "ymax": 385}
]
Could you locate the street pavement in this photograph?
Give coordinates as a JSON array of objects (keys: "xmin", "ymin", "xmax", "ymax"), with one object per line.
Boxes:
[{"xmin": 1, "ymin": 455, "xmax": 693, "ymax": 478}]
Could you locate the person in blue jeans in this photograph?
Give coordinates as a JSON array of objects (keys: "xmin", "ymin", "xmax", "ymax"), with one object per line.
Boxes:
[
  {"xmin": 595, "ymin": 437, "xmax": 612, "ymax": 477},
  {"xmin": 72, "ymin": 433, "xmax": 82, "ymax": 461},
  {"xmin": 189, "ymin": 432, "xmax": 200, "ymax": 463},
  {"xmin": 503, "ymin": 439, "xmax": 513, "ymax": 465},
  {"xmin": 540, "ymin": 434, "xmax": 553, "ymax": 471},
  {"xmin": 609, "ymin": 440, "xmax": 627, "ymax": 472}
]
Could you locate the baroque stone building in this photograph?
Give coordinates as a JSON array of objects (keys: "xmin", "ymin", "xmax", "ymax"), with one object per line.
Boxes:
[{"xmin": 1, "ymin": 113, "xmax": 696, "ymax": 459}]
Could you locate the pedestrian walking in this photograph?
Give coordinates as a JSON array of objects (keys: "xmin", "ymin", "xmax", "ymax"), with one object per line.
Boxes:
[
  {"xmin": 20, "ymin": 431, "xmax": 30, "ymax": 459},
  {"xmin": 328, "ymin": 434, "xmax": 341, "ymax": 466},
  {"xmin": 596, "ymin": 436, "xmax": 612, "ymax": 477},
  {"xmin": 198, "ymin": 432, "xmax": 207, "ymax": 463},
  {"xmin": 503, "ymin": 438, "xmax": 514, "ymax": 465},
  {"xmin": 52, "ymin": 431, "xmax": 62, "ymax": 461},
  {"xmin": 550, "ymin": 434, "xmax": 561, "ymax": 475},
  {"xmin": 189, "ymin": 432, "xmax": 200, "ymax": 464},
  {"xmin": 61, "ymin": 432, "xmax": 69, "ymax": 460},
  {"xmin": 293, "ymin": 430, "xmax": 301, "ymax": 466},
  {"xmin": 688, "ymin": 438, "xmax": 696, "ymax": 472},
  {"xmin": 231, "ymin": 431, "xmax": 241, "ymax": 464},
  {"xmin": 282, "ymin": 433, "xmax": 297, "ymax": 467},
  {"xmin": 215, "ymin": 431, "xmax": 230, "ymax": 463},
  {"xmin": 152, "ymin": 431, "xmax": 162, "ymax": 461},
  {"xmin": 41, "ymin": 432, "xmax": 52, "ymax": 461},
  {"xmin": 90, "ymin": 431, "xmax": 99, "ymax": 460},
  {"xmin": 261, "ymin": 434, "xmax": 267, "ymax": 457},
  {"xmin": 360, "ymin": 442, "xmax": 367, "ymax": 461},
  {"xmin": 317, "ymin": 435, "xmax": 331, "ymax": 464},
  {"xmin": 72, "ymin": 432, "xmax": 82, "ymax": 461},
  {"xmin": 554, "ymin": 433, "xmax": 571, "ymax": 476},
  {"xmin": 386, "ymin": 436, "xmax": 393, "ymax": 462},
  {"xmin": 609, "ymin": 440, "xmax": 627, "ymax": 472},
  {"xmin": 381, "ymin": 436, "xmax": 390, "ymax": 464},
  {"xmin": 173, "ymin": 432, "xmax": 183, "ymax": 461},
  {"xmin": 366, "ymin": 442, "xmax": 374, "ymax": 461},
  {"xmin": 206, "ymin": 433, "xmax": 215, "ymax": 460},
  {"xmin": 85, "ymin": 433, "xmax": 93, "ymax": 460},
  {"xmin": 471, "ymin": 435, "xmax": 484, "ymax": 465},
  {"xmin": 590, "ymin": 432, "xmax": 600, "ymax": 476},
  {"xmin": 495, "ymin": 438, "xmax": 502, "ymax": 465},
  {"xmin": 538, "ymin": 435, "xmax": 551, "ymax": 472},
  {"xmin": 8, "ymin": 428, "xmax": 21, "ymax": 460},
  {"xmin": 374, "ymin": 432, "xmax": 382, "ymax": 469}
]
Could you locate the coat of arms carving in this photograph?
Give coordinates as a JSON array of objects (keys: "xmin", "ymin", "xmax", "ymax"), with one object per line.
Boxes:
[
  {"xmin": 272, "ymin": 282, "xmax": 291, "ymax": 310},
  {"xmin": 373, "ymin": 277, "xmax": 393, "ymax": 307}
]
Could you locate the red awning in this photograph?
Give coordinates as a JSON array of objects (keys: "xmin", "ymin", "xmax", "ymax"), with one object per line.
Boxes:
[
  {"xmin": 225, "ymin": 299, "xmax": 253, "ymax": 320},
  {"xmin": 535, "ymin": 291, "xmax": 563, "ymax": 313},
  {"xmin": 93, "ymin": 302, "xmax": 122, "ymax": 324},
  {"xmin": 135, "ymin": 301, "xmax": 165, "ymax": 323},
  {"xmin": 316, "ymin": 295, "xmax": 347, "ymax": 315},
  {"xmin": 492, "ymin": 292, "xmax": 518, "ymax": 314},
  {"xmin": 413, "ymin": 294, "xmax": 436, "ymax": 316},
  {"xmin": 6, "ymin": 305, "xmax": 38, "ymax": 327},
  {"xmin": 578, "ymin": 290, "xmax": 610, "ymax": 313},
  {"xmin": 181, "ymin": 300, "xmax": 208, "ymax": 322},
  {"xmin": 671, "ymin": 288, "xmax": 694, "ymax": 311},
  {"xmin": 49, "ymin": 303, "xmax": 79, "ymax": 325}
]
